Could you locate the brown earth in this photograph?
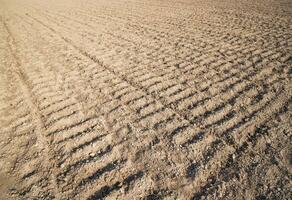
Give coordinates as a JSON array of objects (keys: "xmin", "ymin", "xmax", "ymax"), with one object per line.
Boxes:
[{"xmin": 0, "ymin": 0, "xmax": 291, "ymax": 199}]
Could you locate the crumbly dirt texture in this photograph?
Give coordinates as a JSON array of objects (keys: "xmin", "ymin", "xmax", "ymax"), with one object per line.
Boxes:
[{"xmin": 0, "ymin": 0, "xmax": 291, "ymax": 199}]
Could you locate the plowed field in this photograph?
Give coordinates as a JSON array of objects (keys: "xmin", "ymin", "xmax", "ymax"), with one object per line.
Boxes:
[{"xmin": 0, "ymin": 0, "xmax": 291, "ymax": 199}]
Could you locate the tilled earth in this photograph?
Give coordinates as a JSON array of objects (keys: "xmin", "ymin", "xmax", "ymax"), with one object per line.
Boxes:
[{"xmin": 0, "ymin": 0, "xmax": 291, "ymax": 199}]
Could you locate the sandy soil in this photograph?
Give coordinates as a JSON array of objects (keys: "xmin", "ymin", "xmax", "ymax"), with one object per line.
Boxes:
[{"xmin": 0, "ymin": 0, "xmax": 291, "ymax": 199}]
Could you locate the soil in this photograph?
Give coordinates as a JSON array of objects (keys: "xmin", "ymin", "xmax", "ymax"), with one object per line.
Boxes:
[{"xmin": 0, "ymin": 0, "xmax": 291, "ymax": 199}]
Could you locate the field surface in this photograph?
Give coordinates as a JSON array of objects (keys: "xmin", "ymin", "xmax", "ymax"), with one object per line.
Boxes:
[{"xmin": 0, "ymin": 0, "xmax": 291, "ymax": 199}]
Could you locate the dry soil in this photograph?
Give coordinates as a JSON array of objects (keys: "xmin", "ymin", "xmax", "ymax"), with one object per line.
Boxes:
[{"xmin": 0, "ymin": 0, "xmax": 291, "ymax": 199}]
